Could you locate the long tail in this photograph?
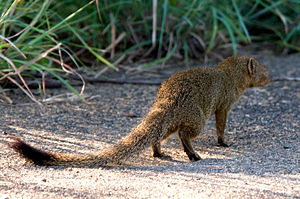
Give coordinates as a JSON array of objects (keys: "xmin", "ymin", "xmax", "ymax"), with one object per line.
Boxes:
[{"xmin": 8, "ymin": 110, "xmax": 169, "ymax": 167}]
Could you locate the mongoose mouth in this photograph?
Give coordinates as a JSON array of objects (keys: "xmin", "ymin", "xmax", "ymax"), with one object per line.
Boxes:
[
  {"xmin": 261, "ymin": 79, "xmax": 271, "ymax": 86},
  {"xmin": 249, "ymin": 79, "xmax": 269, "ymax": 88}
]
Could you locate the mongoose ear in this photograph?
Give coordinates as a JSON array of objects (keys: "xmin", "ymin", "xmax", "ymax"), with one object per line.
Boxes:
[{"xmin": 247, "ymin": 58, "xmax": 256, "ymax": 76}]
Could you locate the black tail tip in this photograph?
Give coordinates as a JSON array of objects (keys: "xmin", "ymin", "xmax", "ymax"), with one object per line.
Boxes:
[
  {"xmin": 8, "ymin": 136, "xmax": 27, "ymax": 150},
  {"xmin": 8, "ymin": 136, "xmax": 54, "ymax": 166}
]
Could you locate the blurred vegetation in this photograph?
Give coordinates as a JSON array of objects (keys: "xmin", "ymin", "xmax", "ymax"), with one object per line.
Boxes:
[{"xmin": 0, "ymin": 0, "xmax": 299, "ymax": 101}]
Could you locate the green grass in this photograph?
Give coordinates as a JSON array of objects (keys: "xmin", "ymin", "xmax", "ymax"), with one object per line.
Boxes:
[{"xmin": 0, "ymin": 0, "xmax": 299, "ymax": 102}]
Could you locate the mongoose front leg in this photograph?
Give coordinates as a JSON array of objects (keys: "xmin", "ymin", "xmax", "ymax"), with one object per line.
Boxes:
[
  {"xmin": 178, "ymin": 129, "xmax": 201, "ymax": 161},
  {"xmin": 215, "ymin": 110, "xmax": 229, "ymax": 147}
]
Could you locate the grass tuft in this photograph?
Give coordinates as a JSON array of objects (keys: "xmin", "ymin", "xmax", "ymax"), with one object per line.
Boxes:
[{"xmin": 0, "ymin": 0, "xmax": 299, "ymax": 102}]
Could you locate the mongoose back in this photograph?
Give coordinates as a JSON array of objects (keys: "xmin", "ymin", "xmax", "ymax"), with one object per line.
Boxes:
[{"xmin": 8, "ymin": 55, "xmax": 269, "ymax": 167}]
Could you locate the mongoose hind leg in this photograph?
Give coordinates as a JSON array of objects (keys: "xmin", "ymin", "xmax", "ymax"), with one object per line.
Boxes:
[
  {"xmin": 152, "ymin": 143, "xmax": 163, "ymax": 157},
  {"xmin": 152, "ymin": 131, "xmax": 176, "ymax": 158},
  {"xmin": 178, "ymin": 127, "xmax": 201, "ymax": 161},
  {"xmin": 152, "ymin": 143, "xmax": 173, "ymax": 160}
]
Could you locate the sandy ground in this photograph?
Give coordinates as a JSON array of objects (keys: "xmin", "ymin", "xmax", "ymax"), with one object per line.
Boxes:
[{"xmin": 0, "ymin": 52, "xmax": 299, "ymax": 199}]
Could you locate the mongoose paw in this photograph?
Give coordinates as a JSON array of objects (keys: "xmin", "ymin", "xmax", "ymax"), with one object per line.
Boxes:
[
  {"xmin": 217, "ymin": 141, "xmax": 230, "ymax": 147},
  {"xmin": 153, "ymin": 152, "xmax": 172, "ymax": 160},
  {"xmin": 153, "ymin": 151, "xmax": 164, "ymax": 158},
  {"xmin": 218, "ymin": 143, "xmax": 230, "ymax": 147},
  {"xmin": 188, "ymin": 153, "xmax": 202, "ymax": 162}
]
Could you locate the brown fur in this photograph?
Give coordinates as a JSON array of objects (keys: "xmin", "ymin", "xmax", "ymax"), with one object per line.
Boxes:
[{"xmin": 8, "ymin": 55, "xmax": 269, "ymax": 167}]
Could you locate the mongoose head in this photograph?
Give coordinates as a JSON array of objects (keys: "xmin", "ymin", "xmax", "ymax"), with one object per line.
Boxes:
[
  {"xmin": 245, "ymin": 56, "xmax": 269, "ymax": 88},
  {"xmin": 217, "ymin": 56, "xmax": 270, "ymax": 88}
]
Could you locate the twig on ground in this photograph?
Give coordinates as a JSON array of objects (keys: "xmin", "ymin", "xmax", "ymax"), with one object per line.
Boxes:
[
  {"xmin": 72, "ymin": 76, "xmax": 163, "ymax": 85},
  {"xmin": 42, "ymin": 93, "xmax": 90, "ymax": 103},
  {"xmin": 271, "ymin": 77, "xmax": 300, "ymax": 82}
]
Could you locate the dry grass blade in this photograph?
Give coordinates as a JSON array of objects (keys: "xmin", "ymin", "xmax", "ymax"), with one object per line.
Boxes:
[
  {"xmin": 14, "ymin": 43, "xmax": 63, "ymax": 102},
  {"xmin": 190, "ymin": 32, "xmax": 206, "ymax": 50},
  {"xmin": 152, "ymin": 0, "xmax": 157, "ymax": 46},
  {"xmin": 0, "ymin": 71, "xmax": 41, "ymax": 105},
  {"xmin": 9, "ymin": 0, "xmax": 51, "ymax": 42},
  {"xmin": 42, "ymin": 93, "xmax": 90, "ymax": 103},
  {"xmin": 50, "ymin": 57, "xmax": 86, "ymax": 95},
  {"xmin": 110, "ymin": 14, "xmax": 116, "ymax": 59},
  {"xmin": 57, "ymin": 47, "xmax": 85, "ymax": 95},
  {"xmin": 143, "ymin": 0, "xmax": 158, "ymax": 57},
  {"xmin": 0, "ymin": 35, "xmax": 26, "ymax": 59},
  {"xmin": 127, "ymin": 23, "xmax": 140, "ymax": 44},
  {"xmin": 163, "ymin": 32, "xmax": 174, "ymax": 66},
  {"xmin": 0, "ymin": 0, "xmax": 19, "ymax": 23},
  {"xmin": 0, "ymin": 53, "xmax": 18, "ymax": 72},
  {"xmin": 102, "ymin": 32, "xmax": 126, "ymax": 53},
  {"xmin": 95, "ymin": 0, "xmax": 102, "ymax": 23},
  {"xmin": 0, "ymin": 93, "xmax": 13, "ymax": 104},
  {"xmin": 0, "ymin": 43, "xmax": 65, "ymax": 104},
  {"xmin": 0, "ymin": 53, "xmax": 35, "ymax": 100},
  {"xmin": 17, "ymin": 43, "xmax": 62, "ymax": 73},
  {"xmin": 274, "ymin": 7, "xmax": 288, "ymax": 34},
  {"xmin": 0, "ymin": 85, "xmax": 12, "ymax": 103}
]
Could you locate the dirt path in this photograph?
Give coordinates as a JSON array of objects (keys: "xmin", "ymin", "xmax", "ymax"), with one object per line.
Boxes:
[{"xmin": 0, "ymin": 52, "xmax": 299, "ymax": 199}]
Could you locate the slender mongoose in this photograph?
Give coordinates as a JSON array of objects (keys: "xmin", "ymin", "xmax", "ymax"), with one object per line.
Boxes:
[{"xmin": 8, "ymin": 55, "xmax": 269, "ymax": 167}]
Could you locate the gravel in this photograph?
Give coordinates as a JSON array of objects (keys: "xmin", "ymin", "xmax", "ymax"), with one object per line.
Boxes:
[{"xmin": 0, "ymin": 51, "xmax": 299, "ymax": 199}]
